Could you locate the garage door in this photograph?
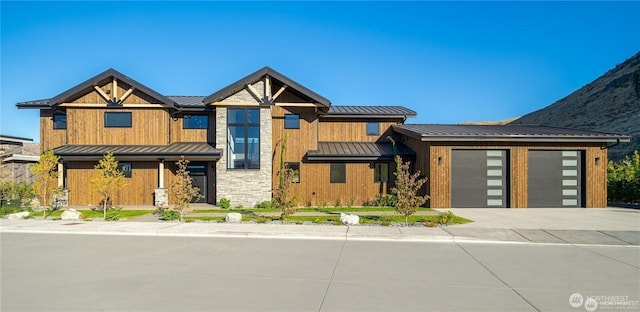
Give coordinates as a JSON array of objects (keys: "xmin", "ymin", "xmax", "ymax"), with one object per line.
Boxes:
[
  {"xmin": 451, "ymin": 150, "xmax": 508, "ymax": 208},
  {"xmin": 528, "ymin": 150, "xmax": 583, "ymax": 208}
]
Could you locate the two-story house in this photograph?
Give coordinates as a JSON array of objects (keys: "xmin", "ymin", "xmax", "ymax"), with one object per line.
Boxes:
[{"xmin": 17, "ymin": 67, "xmax": 629, "ymax": 209}]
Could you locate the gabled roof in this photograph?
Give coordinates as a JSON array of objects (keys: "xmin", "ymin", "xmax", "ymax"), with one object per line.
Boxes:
[
  {"xmin": 53, "ymin": 142, "xmax": 221, "ymax": 161},
  {"xmin": 17, "ymin": 68, "xmax": 176, "ymax": 109},
  {"xmin": 393, "ymin": 124, "xmax": 631, "ymax": 143},
  {"xmin": 307, "ymin": 141, "xmax": 415, "ymax": 161},
  {"xmin": 324, "ymin": 106, "xmax": 416, "ymax": 119},
  {"xmin": 203, "ymin": 66, "xmax": 331, "ymax": 107}
]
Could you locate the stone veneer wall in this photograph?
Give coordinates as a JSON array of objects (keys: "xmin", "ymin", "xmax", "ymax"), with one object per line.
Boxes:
[{"xmin": 215, "ymin": 107, "xmax": 272, "ymax": 208}]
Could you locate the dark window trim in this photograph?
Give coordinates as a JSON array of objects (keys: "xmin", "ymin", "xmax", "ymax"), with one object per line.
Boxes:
[
  {"xmin": 227, "ymin": 108, "xmax": 260, "ymax": 170},
  {"xmin": 285, "ymin": 162, "xmax": 300, "ymax": 183},
  {"xmin": 366, "ymin": 121, "xmax": 380, "ymax": 136},
  {"xmin": 284, "ymin": 114, "xmax": 300, "ymax": 129},
  {"xmin": 374, "ymin": 162, "xmax": 389, "ymax": 183},
  {"xmin": 119, "ymin": 162, "xmax": 132, "ymax": 178},
  {"xmin": 105, "ymin": 112, "xmax": 132, "ymax": 128},
  {"xmin": 330, "ymin": 163, "xmax": 346, "ymax": 183},
  {"xmin": 53, "ymin": 114, "xmax": 67, "ymax": 130},
  {"xmin": 183, "ymin": 114, "xmax": 209, "ymax": 129}
]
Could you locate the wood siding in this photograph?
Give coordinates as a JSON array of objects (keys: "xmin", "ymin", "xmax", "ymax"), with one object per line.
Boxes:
[
  {"xmin": 40, "ymin": 110, "xmax": 67, "ymax": 151},
  {"xmin": 169, "ymin": 113, "xmax": 216, "ymax": 144},
  {"xmin": 66, "ymin": 161, "xmax": 159, "ymax": 206},
  {"xmin": 67, "ymin": 108, "xmax": 169, "ymax": 145},
  {"xmin": 318, "ymin": 119, "xmax": 400, "ymax": 142},
  {"xmin": 424, "ymin": 142, "xmax": 608, "ymax": 208},
  {"xmin": 70, "ymin": 79, "xmax": 164, "ymax": 105}
]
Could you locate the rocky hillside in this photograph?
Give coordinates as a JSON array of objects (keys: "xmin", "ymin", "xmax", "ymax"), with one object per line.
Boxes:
[{"xmin": 511, "ymin": 52, "xmax": 640, "ymax": 161}]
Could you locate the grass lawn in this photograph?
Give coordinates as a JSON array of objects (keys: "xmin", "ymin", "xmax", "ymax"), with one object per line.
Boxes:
[
  {"xmin": 183, "ymin": 213, "xmax": 472, "ymax": 225},
  {"xmin": 192, "ymin": 206, "xmax": 434, "ymax": 214},
  {"xmin": 29, "ymin": 209, "xmax": 153, "ymax": 220}
]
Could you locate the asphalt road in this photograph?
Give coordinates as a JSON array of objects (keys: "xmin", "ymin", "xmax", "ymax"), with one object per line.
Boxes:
[{"xmin": 1, "ymin": 233, "xmax": 638, "ymax": 312}]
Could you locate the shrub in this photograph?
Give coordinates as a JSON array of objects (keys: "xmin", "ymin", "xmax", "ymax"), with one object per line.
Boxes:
[
  {"xmin": 162, "ymin": 209, "xmax": 180, "ymax": 221},
  {"xmin": 376, "ymin": 194, "xmax": 397, "ymax": 207},
  {"xmin": 105, "ymin": 207, "xmax": 122, "ymax": 221},
  {"xmin": 437, "ymin": 211, "xmax": 455, "ymax": 225},
  {"xmin": 608, "ymin": 150, "xmax": 640, "ymax": 204},
  {"xmin": 255, "ymin": 200, "xmax": 274, "ymax": 209},
  {"xmin": 218, "ymin": 198, "xmax": 231, "ymax": 209}
]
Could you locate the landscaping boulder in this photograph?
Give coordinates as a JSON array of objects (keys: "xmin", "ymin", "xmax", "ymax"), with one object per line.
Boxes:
[
  {"xmin": 225, "ymin": 213, "xmax": 242, "ymax": 223},
  {"xmin": 340, "ymin": 213, "xmax": 359, "ymax": 225},
  {"xmin": 7, "ymin": 211, "xmax": 30, "ymax": 220},
  {"xmin": 61, "ymin": 208, "xmax": 83, "ymax": 221}
]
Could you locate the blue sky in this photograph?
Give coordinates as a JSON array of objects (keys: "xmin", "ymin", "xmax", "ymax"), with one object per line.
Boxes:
[{"xmin": 1, "ymin": 1, "xmax": 639, "ymax": 143}]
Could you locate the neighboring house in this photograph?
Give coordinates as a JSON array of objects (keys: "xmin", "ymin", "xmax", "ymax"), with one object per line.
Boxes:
[
  {"xmin": 17, "ymin": 67, "xmax": 630, "ymax": 208},
  {"xmin": 0, "ymin": 135, "xmax": 40, "ymax": 184}
]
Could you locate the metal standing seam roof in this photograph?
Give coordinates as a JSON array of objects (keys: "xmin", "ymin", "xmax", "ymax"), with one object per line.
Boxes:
[
  {"xmin": 166, "ymin": 96, "xmax": 206, "ymax": 108},
  {"xmin": 17, "ymin": 68, "xmax": 177, "ymax": 109},
  {"xmin": 393, "ymin": 124, "xmax": 631, "ymax": 142},
  {"xmin": 325, "ymin": 106, "xmax": 417, "ymax": 118},
  {"xmin": 202, "ymin": 66, "xmax": 331, "ymax": 107},
  {"xmin": 307, "ymin": 142, "xmax": 416, "ymax": 161},
  {"xmin": 53, "ymin": 142, "xmax": 221, "ymax": 160}
]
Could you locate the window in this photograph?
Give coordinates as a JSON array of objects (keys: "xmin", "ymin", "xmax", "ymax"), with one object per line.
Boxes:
[
  {"xmin": 119, "ymin": 162, "xmax": 132, "ymax": 178},
  {"xmin": 330, "ymin": 163, "xmax": 346, "ymax": 183},
  {"xmin": 285, "ymin": 162, "xmax": 300, "ymax": 183},
  {"xmin": 53, "ymin": 114, "xmax": 67, "ymax": 129},
  {"xmin": 366, "ymin": 122, "xmax": 379, "ymax": 135},
  {"xmin": 284, "ymin": 114, "xmax": 300, "ymax": 129},
  {"xmin": 227, "ymin": 108, "xmax": 260, "ymax": 169},
  {"xmin": 105, "ymin": 112, "xmax": 132, "ymax": 128},
  {"xmin": 374, "ymin": 163, "xmax": 389, "ymax": 183},
  {"xmin": 183, "ymin": 114, "xmax": 208, "ymax": 129}
]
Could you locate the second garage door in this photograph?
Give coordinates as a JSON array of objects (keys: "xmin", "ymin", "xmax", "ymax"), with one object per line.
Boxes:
[
  {"xmin": 451, "ymin": 150, "xmax": 508, "ymax": 208},
  {"xmin": 528, "ymin": 150, "xmax": 583, "ymax": 208}
]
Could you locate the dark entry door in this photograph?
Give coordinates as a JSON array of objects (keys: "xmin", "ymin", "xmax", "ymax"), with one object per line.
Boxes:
[
  {"xmin": 188, "ymin": 164, "xmax": 206, "ymax": 203},
  {"xmin": 528, "ymin": 150, "xmax": 583, "ymax": 208},
  {"xmin": 451, "ymin": 150, "xmax": 508, "ymax": 208}
]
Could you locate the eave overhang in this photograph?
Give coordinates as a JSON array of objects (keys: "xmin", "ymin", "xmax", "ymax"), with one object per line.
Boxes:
[
  {"xmin": 306, "ymin": 142, "xmax": 416, "ymax": 162},
  {"xmin": 53, "ymin": 143, "xmax": 221, "ymax": 162}
]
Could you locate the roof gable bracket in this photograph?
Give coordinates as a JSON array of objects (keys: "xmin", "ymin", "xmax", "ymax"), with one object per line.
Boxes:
[{"xmin": 94, "ymin": 83, "xmax": 135, "ymax": 106}]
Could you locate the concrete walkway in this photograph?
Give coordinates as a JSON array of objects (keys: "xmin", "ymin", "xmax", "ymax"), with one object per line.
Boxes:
[{"xmin": 1, "ymin": 207, "xmax": 638, "ymax": 246}]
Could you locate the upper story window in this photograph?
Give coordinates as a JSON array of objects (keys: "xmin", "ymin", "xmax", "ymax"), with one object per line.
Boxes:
[
  {"xmin": 105, "ymin": 112, "xmax": 132, "ymax": 128},
  {"xmin": 366, "ymin": 122, "xmax": 380, "ymax": 136},
  {"xmin": 53, "ymin": 114, "xmax": 67, "ymax": 129},
  {"xmin": 284, "ymin": 114, "xmax": 300, "ymax": 129},
  {"xmin": 330, "ymin": 163, "xmax": 346, "ymax": 183},
  {"xmin": 119, "ymin": 162, "xmax": 132, "ymax": 178},
  {"xmin": 183, "ymin": 114, "xmax": 208, "ymax": 129},
  {"xmin": 227, "ymin": 108, "xmax": 260, "ymax": 169}
]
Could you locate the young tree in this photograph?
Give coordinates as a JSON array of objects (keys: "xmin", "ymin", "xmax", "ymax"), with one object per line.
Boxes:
[
  {"xmin": 29, "ymin": 150, "xmax": 61, "ymax": 218},
  {"xmin": 273, "ymin": 135, "xmax": 298, "ymax": 222},
  {"xmin": 169, "ymin": 156, "xmax": 202, "ymax": 221},
  {"xmin": 391, "ymin": 155, "xmax": 429, "ymax": 226},
  {"xmin": 90, "ymin": 151, "xmax": 127, "ymax": 220}
]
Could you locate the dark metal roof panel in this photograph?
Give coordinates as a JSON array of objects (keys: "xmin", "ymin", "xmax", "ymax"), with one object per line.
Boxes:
[
  {"xmin": 393, "ymin": 124, "xmax": 631, "ymax": 143},
  {"xmin": 53, "ymin": 142, "xmax": 221, "ymax": 160},
  {"xmin": 16, "ymin": 98, "xmax": 51, "ymax": 108},
  {"xmin": 307, "ymin": 141, "xmax": 415, "ymax": 161},
  {"xmin": 203, "ymin": 66, "xmax": 331, "ymax": 107},
  {"xmin": 326, "ymin": 106, "xmax": 417, "ymax": 117},
  {"xmin": 167, "ymin": 96, "xmax": 205, "ymax": 108}
]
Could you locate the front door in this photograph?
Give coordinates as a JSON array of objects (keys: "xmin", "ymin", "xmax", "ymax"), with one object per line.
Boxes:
[{"xmin": 188, "ymin": 164, "xmax": 206, "ymax": 203}]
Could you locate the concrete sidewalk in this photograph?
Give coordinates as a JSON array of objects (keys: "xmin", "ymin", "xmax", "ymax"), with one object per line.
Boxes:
[{"xmin": 1, "ymin": 207, "xmax": 639, "ymax": 246}]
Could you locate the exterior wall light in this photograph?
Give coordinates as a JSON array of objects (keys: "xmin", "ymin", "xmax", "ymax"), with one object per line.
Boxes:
[
  {"xmin": 437, "ymin": 156, "xmax": 443, "ymax": 165},
  {"xmin": 595, "ymin": 157, "xmax": 601, "ymax": 166}
]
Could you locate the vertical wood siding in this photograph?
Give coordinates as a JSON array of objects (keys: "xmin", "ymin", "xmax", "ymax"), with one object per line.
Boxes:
[
  {"xmin": 66, "ymin": 161, "xmax": 158, "ymax": 206},
  {"xmin": 169, "ymin": 114, "xmax": 214, "ymax": 143},
  {"xmin": 318, "ymin": 120, "xmax": 400, "ymax": 142},
  {"xmin": 40, "ymin": 110, "xmax": 67, "ymax": 151},
  {"xmin": 429, "ymin": 145, "xmax": 451, "ymax": 208},
  {"xmin": 510, "ymin": 146, "xmax": 528, "ymax": 208},
  {"xmin": 586, "ymin": 146, "xmax": 608, "ymax": 207},
  {"xmin": 67, "ymin": 108, "xmax": 169, "ymax": 145},
  {"xmin": 70, "ymin": 80, "xmax": 163, "ymax": 105}
]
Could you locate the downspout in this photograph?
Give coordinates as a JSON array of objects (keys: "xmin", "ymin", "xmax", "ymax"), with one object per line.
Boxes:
[{"xmin": 601, "ymin": 139, "xmax": 622, "ymax": 150}]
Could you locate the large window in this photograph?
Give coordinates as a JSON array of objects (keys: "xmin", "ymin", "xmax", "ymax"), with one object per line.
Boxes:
[
  {"xmin": 105, "ymin": 112, "xmax": 132, "ymax": 128},
  {"xmin": 53, "ymin": 114, "xmax": 67, "ymax": 129},
  {"xmin": 227, "ymin": 108, "xmax": 260, "ymax": 169},
  {"xmin": 374, "ymin": 163, "xmax": 389, "ymax": 183},
  {"xmin": 366, "ymin": 122, "xmax": 380, "ymax": 136},
  {"xmin": 330, "ymin": 163, "xmax": 346, "ymax": 183},
  {"xmin": 183, "ymin": 114, "xmax": 208, "ymax": 129},
  {"xmin": 285, "ymin": 162, "xmax": 300, "ymax": 183},
  {"xmin": 284, "ymin": 114, "xmax": 300, "ymax": 129}
]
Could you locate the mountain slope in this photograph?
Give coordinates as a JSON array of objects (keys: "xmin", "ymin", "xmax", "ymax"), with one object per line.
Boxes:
[{"xmin": 511, "ymin": 52, "xmax": 640, "ymax": 161}]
